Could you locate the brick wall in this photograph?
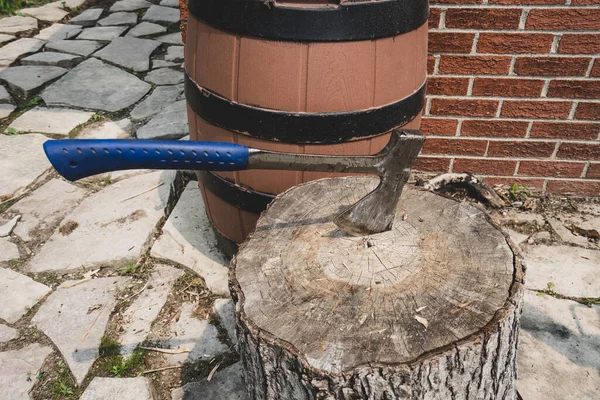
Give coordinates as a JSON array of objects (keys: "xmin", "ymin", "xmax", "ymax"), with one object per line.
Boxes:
[{"xmin": 418, "ymin": 0, "xmax": 600, "ymax": 196}]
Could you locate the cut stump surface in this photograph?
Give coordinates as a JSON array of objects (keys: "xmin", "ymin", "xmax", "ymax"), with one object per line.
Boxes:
[{"xmin": 231, "ymin": 177, "xmax": 524, "ymax": 400}]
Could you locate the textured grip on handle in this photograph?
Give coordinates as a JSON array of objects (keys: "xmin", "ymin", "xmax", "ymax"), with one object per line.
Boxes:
[{"xmin": 44, "ymin": 139, "xmax": 249, "ymax": 181}]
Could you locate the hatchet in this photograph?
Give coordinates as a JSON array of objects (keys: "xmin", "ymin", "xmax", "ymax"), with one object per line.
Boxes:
[{"xmin": 43, "ymin": 129, "xmax": 424, "ymax": 236}]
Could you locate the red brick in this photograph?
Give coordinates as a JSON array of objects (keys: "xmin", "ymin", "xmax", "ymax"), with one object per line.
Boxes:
[
  {"xmin": 445, "ymin": 8, "xmax": 521, "ymax": 30},
  {"xmin": 427, "ymin": 55, "xmax": 436, "ymax": 75},
  {"xmin": 472, "ymin": 78, "xmax": 544, "ymax": 97},
  {"xmin": 427, "ymin": 77, "xmax": 470, "ymax": 96},
  {"xmin": 501, "ymin": 100, "xmax": 572, "ymax": 119},
  {"xmin": 413, "ymin": 157, "xmax": 451, "ymax": 173},
  {"xmin": 420, "ymin": 118, "xmax": 459, "ymax": 136},
  {"xmin": 571, "ymin": 0, "xmax": 600, "ymax": 4},
  {"xmin": 429, "ymin": 32, "xmax": 475, "ymax": 54},
  {"xmin": 487, "ymin": 141, "xmax": 557, "ymax": 157},
  {"xmin": 592, "ymin": 61, "xmax": 600, "ymax": 78},
  {"xmin": 575, "ymin": 103, "xmax": 600, "ymax": 120},
  {"xmin": 489, "ymin": 0, "xmax": 564, "ymax": 4},
  {"xmin": 530, "ymin": 122, "xmax": 600, "ymax": 140},
  {"xmin": 422, "ymin": 138, "xmax": 488, "ymax": 156},
  {"xmin": 461, "ymin": 120, "xmax": 529, "ymax": 138},
  {"xmin": 557, "ymin": 142, "xmax": 600, "ymax": 160},
  {"xmin": 439, "ymin": 55, "xmax": 512, "ymax": 75},
  {"xmin": 429, "ymin": 8, "xmax": 441, "ymax": 29},
  {"xmin": 430, "ymin": 98, "xmax": 499, "ymax": 117},
  {"xmin": 514, "ymin": 57, "xmax": 591, "ymax": 77},
  {"xmin": 430, "ymin": 0, "xmax": 482, "ymax": 4},
  {"xmin": 527, "ymin": 9, "xmax": 600, "ymax": 31},
  {"xmin": 518, "ymin": 161, "xmax": 585, "ymax": 177},
  {"xmin": 477, "ymin": 33, "xmax": 554, "ymax": 54},
  {"xmin": 548, "ymin": 80, "xmax": 600, "ymax": 99},
  {"xmin": 546, "ymin": 180, "xmax": 600, "ymax": 196},
  {"xmin": 587, "ymin": 163, "xmax": 600, "ymax": 179},
  {"xmin": 559, "ymin": 34, "xmax": 600, "ymax": 55},
  {"xmin": 454, "ymin": 158, "xmax": 517, "ymax": 175},
  {"xmin": 483, "ymin": 177, "xmax": 545, "ymax": 190}
]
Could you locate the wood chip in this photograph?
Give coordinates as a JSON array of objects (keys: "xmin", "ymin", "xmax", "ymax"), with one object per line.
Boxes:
[
  {"xmin": 449, "ymin": 301, "xmax": 473, "ymax": 314},
  {"xmin": 140, "ymin": 346, "xmax": 191, "ymax": 354},
  {"xmin": 142, "ymin": 364, "xmax": 182, "ymax": 374},
  {"xmin": 119, "ymin": 182, "xmax": 164, "ymax": 203},
  {"xmin": 414, "ymin": 315, "xmax": 428, "ymax": 329},
  {"xmin": 59, "ymin": 277, "xmax": 92, "ymax": 289},
  {"xmin": 207, "ymin": 362, "xmax": 221, "ymax": 381},
  {"xmin": 415, "ymin": 306, "xmax": 427, "ymax": 313}
]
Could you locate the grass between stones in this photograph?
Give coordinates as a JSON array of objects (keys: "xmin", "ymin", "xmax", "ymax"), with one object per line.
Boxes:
[{"xmin": 98, "ymin": 336, "xmax": 147, "ymax": 377}]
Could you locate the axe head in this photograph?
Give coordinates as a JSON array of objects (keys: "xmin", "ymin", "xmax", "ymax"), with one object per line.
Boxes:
[{"xmin": 334, "ymin": 130, "xmax": 425, "ymax": 236}]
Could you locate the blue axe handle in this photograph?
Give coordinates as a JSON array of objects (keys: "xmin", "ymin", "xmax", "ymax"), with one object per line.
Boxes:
[{"xmin": 43, "ymin": 139, "xmax": 249, "ymax": 182}]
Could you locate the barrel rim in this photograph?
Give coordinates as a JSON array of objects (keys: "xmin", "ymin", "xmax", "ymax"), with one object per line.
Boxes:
[
  {"xmin": 185, "ymin": 73, "xmax": 427, "ymax": 144},
  {"xmin": 188, "ymin": 0, "xmax": 429, "ymax": 42}
]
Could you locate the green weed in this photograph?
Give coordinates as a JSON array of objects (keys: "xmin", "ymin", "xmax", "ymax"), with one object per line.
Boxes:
[
  {"xmin": 50, "ymin": 359, "xmax": 78, "ymax": 399},
  {"xmin": 100, "ymin": 336, "xmax": 146, "ymax": 377}
]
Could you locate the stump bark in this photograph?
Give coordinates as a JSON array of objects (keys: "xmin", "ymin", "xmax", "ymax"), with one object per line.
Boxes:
[{"xmin": 230, "ymin": 177, "xmax": 525, "ymax": 400}]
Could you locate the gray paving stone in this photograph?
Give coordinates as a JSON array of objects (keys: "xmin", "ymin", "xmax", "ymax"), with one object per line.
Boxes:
[
  {"xmin": 151, "ymin": 59, "xmax": 177, "ymax": 69},
  {"xmin": 137, "ymin": 99, "xmax": 188, "ymax": 140},
  {"xmin": 94, "ymin": 37, "xmax": 160, "ymax": 72},
  {"xmin": 0, "ymin": 34, "xmax": 15, "ymax": 45},
  {"xmin": 28, "ymin": 171, "xmax": 175, "ymax": 273},
  {"xmin": 164, "ymin": 45, "xmax": 183, "ymax": 62},
  {"xmin": 517, "ymin": 291, "xmax": 600, "ymax": 400},
  {"xmin": 42, "ymin": 58, "xmax": 151, "ymax": 112},
  {"xmin": 21, "ymin": 2, "xmax": 69, "ymax": 22},
  {"xmin": 11, "ymin": 179, "xmax": 87, "ymax": 242},
  {"xmin": 77, "ymin": 26, "xmax": 127, "ymax": 41},
  {"xmin": 523, "ymin": 244, "xmax": 600, "ymax": 298},
  {"xmin": 0, "ymin": 16, "xmax": 37, "ymax": 35},
  {"xmin": 0, "ymin": 237, "xmax": 19, "ymax": 262},
  {"xmin": 126, "ymin": 21, "xmax": 166, "ymax": 37},
  {"xmin": 81, "ymin": 377, "xmax": 157, "ymax": 400},
  {"xmin": 9, "ymin": 107, "xmax": 92, "ymax": 135},
  {"xmin": 163, "ymin": 302, "xmax": 228, "ymax": 364},
  {"xmin": 0, "ymin": 65, "xmax": 67, "ymax": 99},
  {"xmin": 97, "ymin": 12, "xmax": 138, "ymax": 27},
  {"xmin": 160, "ymin": 0, "xmax": 179, "ymax": 7},
  {"xmin": 110, "ymin": 0, "xmax": 152, "ymax": 12},
  {"xmin": 69, "ymin": 8, "xmax": 104, "ymax": 27},
  {"xmin": 214, "ymin": 298, "xmax": 237, "ymax": 345},
  {"xmin": 0, "ymin": 85, "xmax": 12, "ymax": 103},
  {"xmin": 0, "ymin": 268, "xmax": 51, "ymax": 324},
  {"xmin": 0, "ymin": 104, "xmax": 15, "ymax": 120},
  {"xmin": 548, "ymin": 215, "xmax": 600, "ymax": 249},
  {"xmin": 45, "ymin": 39, "xmax": 105, "ymax": 57},
  {"xmin": 34, "ymin": 23, "xmax": 82, "ymax": 41},
  {"xmin": 144, "ymin": 67, "xmax": 183, "ymax": 85},
  {"xmin": 130, "ymin": 84, "xmax": 183, "ymax": 121},
  {"xmin": 0, "ymin": 344, "xmax": 53, "ymax": 400},
  {"xmin": 0, "ymin": 134, "xmax": 51, "ymax": 201},
  {"xmin": 119, "ymin": 265, "xmax": 184, "ymax": 357},
  {"xmin": 155, "ymin": 32, "xmax": 183, "ymax": 45},
  {"xmin": 151, "ymin": 183, "xmax": 229, "ymax": 296},
  {"xmin": 175, "ymin": 363, "xmax": 248, "ymax": 400},
  {"xmin": 142, "ymin": 5, "xmax": 180, "ymax": 25},
  {"xmin": 0, "ymin": 324, "xmax": 17, "ymax": 342},
  {"xmin": 63, "ymin": 0, "xmax": 86, "ymax": 8},
  {"xmin": 78, "ymin": 118, "xmax": 132, "ymax": 139},
  {"xmin": 32, "ymin": 277, "xmax": 131, "ymax": 385},
  {"xmin": 0, "ymin": 215, "xmax": 20, "ymax": 237},
  {"xmin": 21, "ymin": 51, "xmax": 81, "ymax": 68},
  {"xmin": 0, "ymin": 38, "xmax": 46, "ymax": 67}
]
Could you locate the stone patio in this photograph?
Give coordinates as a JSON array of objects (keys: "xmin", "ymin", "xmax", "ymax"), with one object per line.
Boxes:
[{"xmin": 0, "ymin": 0, "xmax": 598, "ymax": 399}]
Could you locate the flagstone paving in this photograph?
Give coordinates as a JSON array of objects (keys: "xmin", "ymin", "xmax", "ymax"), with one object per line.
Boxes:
[{"xmin": 0, "ymin": 0, "xmax": 597, "ymax": 399}]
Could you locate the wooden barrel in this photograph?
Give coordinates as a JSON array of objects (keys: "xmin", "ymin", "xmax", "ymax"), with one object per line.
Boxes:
[{"xmin": 184, "ymin": 0, "xmax": 429, "ymax": 250}]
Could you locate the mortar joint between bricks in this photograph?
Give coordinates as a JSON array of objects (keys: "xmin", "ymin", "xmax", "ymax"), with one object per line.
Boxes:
[
  {"xmin": 514, "ymin": 161, "xmax": 520, "ymax": 176},
  {"xmin": 550, "ymin": 34, "xmax": 562, "ymax": 54},
  {"xmin": 518, "ymin": 8, "xmax": 530, "ymax": 31},
  {"xmin": 585, "ymin": 58, "xmax": 595, "ymax": 78},
  {"xmin": 439, "ymin": 9, "xmax": 446, "ymax": 29},
  {"xmin": 581, "ymin": 162, "xmax": 590, "ymax": 178},
  {"xmin": 568, "ymin": 102, "xmax": 578, "ymax": 120},
  {"xmin": 551, "ymin": 141, "xmax": 561, "ymax": 159},
  {"xmin": 470, "ymin": 33, "xmax": 479, "ymax": 55}
]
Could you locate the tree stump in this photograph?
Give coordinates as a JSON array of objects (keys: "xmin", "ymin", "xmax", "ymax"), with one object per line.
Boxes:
[{"xmin": 230, "ymin": 177, "xmax": 525, "ymax": 400}]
